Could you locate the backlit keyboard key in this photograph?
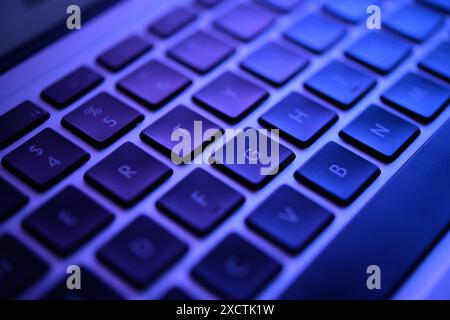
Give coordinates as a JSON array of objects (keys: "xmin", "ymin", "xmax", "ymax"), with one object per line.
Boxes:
[
  {"xmin": 192, "ymin": 233, "xmax": 281, "ymax": 299},
  {"xmin": 197, "ymin": 0, "xmax": 222, "ymax": 8},
  {"xmin": 215, "ymin": 3, "xmax": 276, "ymax": 42},
  {"xmin": 0, "ymin": 177, "xmax": 27, "ymax": 222},
  {"xmin": 345, "ymin": 32, "xmax": 411, "ymax": 74},
  {"xmin": 295, "ymin": 142, "xmax": 380, "ymax": 205},
  {"xmin": 62, "ymin": 92, "xmax": 144, "ymax": 148},
  {"xmin": 340, "ymin": 105, "xmax": 419, "ymax": 162},
  {"xmin": 97, "ymin": 35, "xmax": 152, "ymax": 72},
  {"xmin": 381, "ymin": 72, "xmax": 450, "ymax": 123},
  {"xmin": 323, "ymin": 0, "xmax": 378, "ymax": 24},
  {"xmin": 168, "ymin": 31, "xmax": 234, "ymax": 74},
  {"xmin": 211, "ymin": 128, "xmax": 295, "ymax": 190},
  {"xmin": 240, "ymin": 42, "xmax": 308, "ymax": 86},
  {"xmin": 284, "ymin": 14, "xmax": 346, "ymax": 54},
  {"xmin": 157, "ymin": 168, "xmax": 244, "ymax": 235},
  {"xmin": 41, "ymin": 66, "xmax": 103, "ymax": 109},
  {"xmin": 98, "ymin": 215, "xmax": 187, "ymax": 289},
  {"xmin": 419, "ymin": 42, "xmax": 450, "ymax": 82},
  {"xmin": 2, "ymin": 128, "xmax": 89, "ymax": 191},
  {"xmin": 259, "ymin": 92, "xmax": 337, "ymax": 147},
  {"xmin": 117, "ymin": 60, "xmax": 191, "ymax": 110},
  {"xmin": 0, "ymin": 234, "xmax": 48, "ymax": 299},
  {"xmin": 257, "ymin": 0, "xmax": 300, "ymax": 12},
  {"xmin": 141, "ymin": 105, "xmax": 222, "ymax": 163},
  {"xmin": 23, "ymin": 186, "xmax": 113, "ymax": 256},
  {"xmin": 246, "ymin": 185, "xmax": 333, "ymax": 254},
  {"xmin": 385, "ymin": 3, "xmax": 443, "ymax": 43},
  {"xmin": 193, "ymin": 72, "xmax": 268, "ymax": 123},
  {"xmin": 304, "ymin": 61, "xmax": 376, "ymax": 109},
  {"xmin": 0, "ymin": 101, "xmax": 49, "ymax": 149},
  {"xmin": 43, "ymin": 268, "xmax": 122, "ymax": 300},
  {"xmin": 149, "ymin": 7, "xmax": 196, "ymax": 38},
  {"xmin": 420, "ymin": 0, "xmax": 450, "ymax": 13},
  {"xmin": 85, "ymin": 142, "xmax": 172, "ymax": 207}
]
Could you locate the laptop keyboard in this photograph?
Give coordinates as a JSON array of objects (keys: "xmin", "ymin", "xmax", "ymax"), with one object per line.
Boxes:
[{"xmin": 0, "ymin": 0, "xmax": 449, "ymax": 300}]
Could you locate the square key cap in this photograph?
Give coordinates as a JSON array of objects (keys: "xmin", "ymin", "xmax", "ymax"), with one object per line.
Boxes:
[
  {"xmin": 23, "ymin": 186, "xmax": 113, "ymax": 256},
  {"xmin": 140, "ymin": 105, "xmax": 222, "ymax": 164},
  {"xmin": 419, "ymin": 41, "xmax": 450, "ymax": 82},
  {"xmin": 381, "ymin": 72, "xmax": 450, "ymax": 123},
  {"xmin": 304, "ymin": 61, "xmax": 376, "ymax": 109},
  {"xmin": 284, "ymin": 14, "xmax": 346, "ymax": 54},
  {"xmin": 346, "ymin": 32, "xmax": 412, "ymax": 74},
  {"xmin": 0, "ymin": 177, "xmax": 28, "ymax": 222},
  {"xmin": 97, "ymin": 215, "xmax": 187, "ymax": 289},
  {"xmin": 323, "ymin": 0, "xmax": 378, "ymax": 24},
  {"xmin": 62, "ymin": 92, "xmax": 144, "ymax": 148},
  {"xmin": 259, "ymin": 92, "xmax": 337, "ymax": 147},
  {"xmin": 2, "ymin": 128, "xmax": 89, "ymax": 191},
  {"xmin": 240, "ymin": 42, "xmax": 308, "ymax": 86},
  {"xmin": 384, "ymin": 3, "xmax": 443, "ymax": 43},
  {"xmin": 149, "ymin": 7, "xmax": 196, "ymax": 38},
  {"xmin": 97, "ymin": 35, "xmax": 152, "ymax": 72},
  {"xmin": 85, "ymin": 142, "xmax": 172, "ymax": 207},
  {"xmin": 168, "ymin": 31, "xmax": 234, "ymax": 74},
  {"xmin": 340, "ymin": 105, "xmax": 420, "ymax": 162},
  {"xmin": 0, "ymin": 101, "xmax": 49, "ymax": 149},
  {"xmin": 0, "ymin": 234, "xmax": 48, "ymax": 299},
  {"xmin": 41, "ymin": 66, "xmax": 103, "ymax": 109},
  {"xmin": 211, "ymin": 128, "xmax": 295, "ymax": 190},
  {"xmin": 193, "ymin": 71, "xmax": 268, "ymax": 123},
  {"xmin": 295, "ymin": 142, "xmax": 380, "ymax": 205},
  {"xmin": 117, "ymin": 60, "xmax": 191, "ymax": 110},
  {"xmin": 157, "ymin": 168, "xmax": 244, "ymax": 235},
  {"xmin": 214, "ymin": 3, "xmax": 276, "ymax": 42},
  {"xmin": 192, "ymin": 233, "xmax": 281, "ymax": 299},
  {"xmin": 246, "ymin": 185, "xmax": 333, "ymax": 254}
]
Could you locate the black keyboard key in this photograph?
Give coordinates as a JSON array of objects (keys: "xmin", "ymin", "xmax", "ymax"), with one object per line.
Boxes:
[
  {"xmin": 161, "ymin": 288, "xmax": 193, "ymax": 300},
  {"xmin": 2, "ymin": 128, "xmax": 89, "ymax": 191},
  {"xmin": 257, "ymin": 0, "xmax": 300, "ymax": 12},
  {"xmin": 168, "ymin": 31, "xmax": 234, "ymax": 74},
  {"xmin": 0, "ymin": 177, "xmax": 27, "ymax": 222},
  {"xmin": 41, "ymin": 66, "xmax": 103, "ymax": 109},
  {"xmin": 157, "ymin": 168, "xmax": 244, "ymax": 235},
  {"xmin": 284, "ymin": 14, "xmax": 346, "ymax": 54},
  {"xmin": 215, "ymin": 3, "xmax": 276, "ymax": 42},
  {"xmin": 304, "ymin": 61, "xmax": 376, "ymax": 109},
  {"xmin": 117, "ymin": 60, "xmax": 191, "ymax": 110},
  {"xmin": 141, "ymin": 105, "xmax": 221, "ymax": 164},
  {"xmin": 211, "ymin": 128, "xmax": 295, "ymax": 190},
  {"xmin": 295, "ymin": 142, "xmax": 380, "ymax": 205},
  {"xmin": 98, "ymin": 215, "xmax": 187, "ymax": 289},
  {"xmin": 420, "ymin": 0, "xmax": 450, "ymax": 13},
  {"xmin": 193, "ymin": 71, "xmax": 268, "ymax": 123},
  {"xmin": 340, "ymin": 105, "xmax": 420, "ymax": 162},
  {"xmin": 385, "ymin": 3, "xmax": 444, "ymax": 43},
  {"xmin": 0, "ymin": 234, "xmax": 48, "ymax": 299},
  {"xmin": 247, "ymin": 185, "xmax": 333, "ymax": 254},
  {"xmin": 241, "ymin": 42, "xmax": 308, "ymax": 86},
  {"xmin": 381, "ymin": 72, "xmax": 450, "ymax": 123},
  {"xmin": 23, "ymin": 186, "xmax": 113, "ymax": 256},
  {"xmin": 149, "ymin": 7, "xmax": 196, "ymax": 38},
  {"xmin": 43, "ymin": 268, "xmax": 122, "ymax": 300},
  {"xmin": 259, "ymin": 92, "xmax": 337, "ymax": 147},
  {"xmin": 85, "ymin": 142, "xmax": 172, "ymax": 207},
  {"xmin": 192, "ymin": 233, "xmax": 281, "ymax": 299},
  {"xmin": 324, "ymin": 0, "xmax": 379, "ymax": 24},
  {"xmin": 62, "ymin": 92, "xmax": 144, "ymax": 148},
  {"xmin": 97, "ymin": 35, "xmax": 152, "ymax": 72},
  {"xmin": 197, "ymin": 0, "xmax": 222, "ymax": 8},
  {"xmin": 282, "ymin": 117, "xmax": 450, "ymax": 300},
  {"xmin": 419, "ymin": 41, "xmax": 450, "ymax": 83},
  {"xmin": 345, "ymin": 32, "xmax": 411, "ymax": 75},
  {"xmin": 0, "ymin": 101, "xmax": 49, "ymax": 149}
]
